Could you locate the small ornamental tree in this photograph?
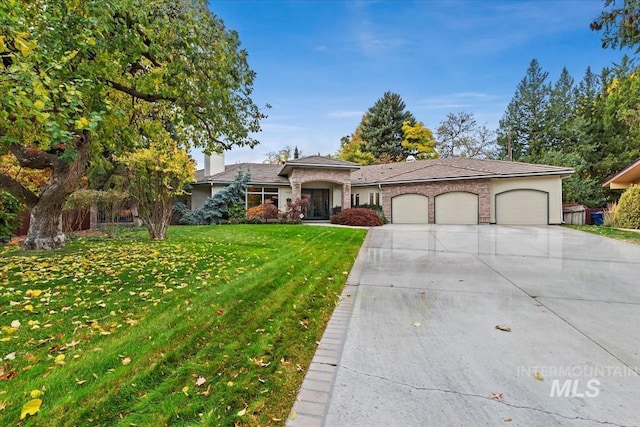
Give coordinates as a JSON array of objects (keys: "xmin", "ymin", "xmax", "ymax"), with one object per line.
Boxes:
[
  {"xmin": 614, "ymin": 185, "xmax": 640, "ymax": 229},
  {"xmin": 0, "ymin": 191, "xmax": 23, "ymax": 244},
  {"xmin": 179, "ymin": 171, "xmax": 251, "ymax": 225},
  {"xmin": 282, "ymin": 196, "xmax": 310, "ymax": 223},
  {"xmin": 120, "ymin": 144, "xmax": 195, "ymax": 240}
]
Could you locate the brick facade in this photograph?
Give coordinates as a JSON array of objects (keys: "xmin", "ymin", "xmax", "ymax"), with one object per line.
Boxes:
[
  {"xmin": 289, "ymin": 168, "xmax": 353, "ymax": 209},
  {"xmin": 381, "ymin": 179, "xmax": 491, "ymax": 224}
]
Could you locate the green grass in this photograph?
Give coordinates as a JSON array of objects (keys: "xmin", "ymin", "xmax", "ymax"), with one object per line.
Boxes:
[
  {"xmin": 0, "ymin": 225, "xmax": 367, "ymax": 426},
  {"xmin": 565, "ymin": 224, "xmax": 640, "ymax": 245}
]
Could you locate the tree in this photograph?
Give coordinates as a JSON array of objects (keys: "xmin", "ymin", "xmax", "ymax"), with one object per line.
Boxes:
[
  {"xmin": 359, "ymin": 91, "xmax": 416, "ymax": 160},
  {"xmin": 336, "ymin": 123, "xmax": 376, "ymax": 165},
  {"xmin": 178, "ymin": 171, "xmax": 250, "ymax": 225},
  {"xmin": 401, "ymin": 121, "xmax": 438, "ymax": 159},
  {"xmin": 436, "ymin": 112, "xmax": 497, "ymax": 158},
  {"xmin": 591, "ymin": 0, "xmax": 640, "ymax": 53},
  {"xmin": 0, "ymin": 0, "xmax": 266, "ymax": 250},
  {"xmin": 497, "ymin": 59, "xmax": 551, "ymax": 160},
  {"xmin": 264, "ymin": 146, "xmax": 293, "ymax": 164},
  {"xmin": 546, "ymin": 67, "xmax": 576, "ymax": 150},
  {"xmin": 293, "ymin": 146, "xmax": 300, "ymax": 159},
  {"xmin": 119, "ymin": 143, "xmax": 194, "ymax": 240}
]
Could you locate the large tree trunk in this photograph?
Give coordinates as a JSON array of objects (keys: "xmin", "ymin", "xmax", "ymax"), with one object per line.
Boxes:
[{"xmin": 22, "ymin": 133, "xmax": 90, "ymax": 250}]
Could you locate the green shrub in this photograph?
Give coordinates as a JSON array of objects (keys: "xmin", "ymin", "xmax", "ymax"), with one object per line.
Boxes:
[
  {"xmin": 0, "ymin": 191, "xmax": 24, "ymax": 244},
  {"xmin": 615, "ymin": 185, "xmax": 640, "ymax": 229},
  {"xmin": 227, "ymin": 204, "xmax": 246, "ymax": 221}
]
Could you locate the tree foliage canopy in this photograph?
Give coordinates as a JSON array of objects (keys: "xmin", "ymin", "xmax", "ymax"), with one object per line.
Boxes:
[{"xmin": 0, "ymin": 0, "xmax": 266, "ymax": 249}]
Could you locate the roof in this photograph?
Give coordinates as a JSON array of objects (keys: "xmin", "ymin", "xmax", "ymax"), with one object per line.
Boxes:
[
  {"xmin": 278, "ymin": 155, "xmax": 361, "ymax": 176},
  {"xmin": 194, "ymin": 156, "xmax": 573, "ymax": 186},
  {"xmin": 351, "ymin": 157, "xmax": 573, "ymax": 185},
  {"xmin": 601, "ymin": 157, "xmax": 640, "ymax": 189},
  {"xmin": 197, "ymin": 163, "xmax": 289, "ymax": 185}
]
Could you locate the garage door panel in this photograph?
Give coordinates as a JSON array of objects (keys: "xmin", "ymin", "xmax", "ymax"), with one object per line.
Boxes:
[
  {"xmin": 392, "ymin": 194, "xmax": 428, "ymax": 224},
  {"xmin": 496, "ymin": 190, "xmax": 548, "ymax": 225},
  {"xmin": 435, "ymin": 192, "xmax": 478, "ymax": 224}
]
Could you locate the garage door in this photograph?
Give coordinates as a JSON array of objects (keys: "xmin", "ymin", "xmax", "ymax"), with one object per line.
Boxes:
[
  {"xmin": 435, "ymin": 192, "xmax": 478, "ymax": 224},
  {"xmin": 496, "ymin": 190, "xmax": 548, "ymax": 225},
  {"xmin": 392, "ymin": 194, "xmax": 429, "ymax": 224}
]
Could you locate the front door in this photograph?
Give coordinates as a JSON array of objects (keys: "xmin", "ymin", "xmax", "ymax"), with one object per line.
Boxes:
[{"xmin": 303, "ymin": 189, "xmax": 330, "ymax": 220}]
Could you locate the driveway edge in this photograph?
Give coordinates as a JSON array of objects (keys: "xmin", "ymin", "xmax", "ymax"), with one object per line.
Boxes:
[{"xmin": 286, "ymin": 228, "xmax": 372, "ymax": 427}]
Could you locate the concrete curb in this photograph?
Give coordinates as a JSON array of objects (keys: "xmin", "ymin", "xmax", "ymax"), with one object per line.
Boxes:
[{"xmin": 286, "ymin": 229, "xmax": 372, "ymax": 427}]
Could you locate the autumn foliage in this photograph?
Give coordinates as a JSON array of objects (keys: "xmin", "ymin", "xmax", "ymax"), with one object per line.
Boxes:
[{"xmin": 330, "ymin": 208, "xmax": 383, "ymax": 227}]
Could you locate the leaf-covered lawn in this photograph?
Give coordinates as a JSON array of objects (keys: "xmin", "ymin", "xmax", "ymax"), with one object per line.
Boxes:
[{"xmin": 0, "ymin": 225, "xmax": 367, "ymax": 426}]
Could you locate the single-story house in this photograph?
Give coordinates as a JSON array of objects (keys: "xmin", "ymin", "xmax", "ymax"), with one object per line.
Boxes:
[
  {"xmin": 601, "ymin": 157, "xmax": 640, "ymax": 189},
  {"xmin": 191, "ymin": 154, "xmax": 574, "ymax": 225}
]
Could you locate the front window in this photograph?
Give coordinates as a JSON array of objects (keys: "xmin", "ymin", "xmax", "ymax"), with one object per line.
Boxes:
[{"xmin": 247, "ymin": 187, "xmax": 279, "ymax": 208}]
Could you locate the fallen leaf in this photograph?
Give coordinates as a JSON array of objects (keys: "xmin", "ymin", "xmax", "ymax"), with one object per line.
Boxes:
[
  {"xmin": 227, "ymin": 381, "xmax": 234, "ymax": 387},
  {"xmin": 237, "ymin": 407, "xmax": 247, "ymax": 416},
  {"xmin": 195, "ymin": 376, "xmax": 206, "ymax": 386},
  {"xmin": 289, "ymin": 409, "xmax": 297, "ymax": 420},
  {"xmin": 54, "ymin": 354, "xmax": 65, "ymax": 365},
  {"xmin": 534, "ymin": 372, "xmax": 544, "ymax": 381},
  {"xmin": 181, "ymin": 386, "xmax": 189, "ymax": 396},
  {"xmin": 20, "ymin": 398, "xmax": 42, "ymax": 420},
  {"xmin": 413, "ymin": 322, "xmax": 421, "ymax": 327},
  {"xmin": 30, "ymin": 390, "xmax": 43, "ymax": 398},
  {"xmin": 504, "ymin": 418, "xmax": 512, "ymax": 422},
  {"xmin": 121, "ymin": 357, "xmax": 131, "ymax": 366},
  {"xmin": 10, "ymin": 320, "xmax": 20, "ymax": 328},
  {"xmin": 4, "ymin": 352, "xmax": 16, "ymax": 361},
  {"xmin": 495, "ymin": 325, "xmax": 511, "ymax": 332},
  {"xmin": 489, "ymin": 392, "xmax": 503, "ymax": 402}
]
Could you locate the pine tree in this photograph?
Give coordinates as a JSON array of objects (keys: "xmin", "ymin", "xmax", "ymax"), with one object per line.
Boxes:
[
  {"xmin": 498, "ymin": 59, "xmax": 551, "ymax": 160},
  {"xmin": 359, "ymin": 91, "xmax": 416, "ymax": 161},
  {"xmin": 546, "ymin": 67, "xmax": 576, "ymax": 151}
]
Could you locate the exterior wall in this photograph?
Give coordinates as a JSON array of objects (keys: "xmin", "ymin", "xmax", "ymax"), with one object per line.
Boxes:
[
  {"xmin": 381, "ymin": 179, "xmax": 491, "ymax": 224},
  {"xmin": 279, "ymin": 187, "xmax": 293, "ymax": 210},
  {"xmin": 191, "ymin": 185, "xmax": 213, "ymax": 210},
  {"xmin": 289, "ymin": 168, "xmax": 353, "ymax": 210},
  {"xmin": 351, "ymin": 186, "xmax": 381, "ymax": 207},
  {"xmin": 490, "ymin": 176, "xmax": 563, "ymax": 224}
]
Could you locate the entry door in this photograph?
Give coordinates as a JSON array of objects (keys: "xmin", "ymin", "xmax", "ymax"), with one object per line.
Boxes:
[{"xmin": 304, "ymin": 189, "xmax": 330, "ymax": 220}]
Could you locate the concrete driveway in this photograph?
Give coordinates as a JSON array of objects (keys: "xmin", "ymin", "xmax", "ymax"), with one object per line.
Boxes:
[{"xmin": 288, "ymin": 225, "xmax": 640, "ymax": 427}]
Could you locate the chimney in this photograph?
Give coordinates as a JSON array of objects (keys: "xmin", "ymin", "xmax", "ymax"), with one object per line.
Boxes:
[{"xmin": 204, "ymin": 152, "xmax": 225, "ymax": 176}]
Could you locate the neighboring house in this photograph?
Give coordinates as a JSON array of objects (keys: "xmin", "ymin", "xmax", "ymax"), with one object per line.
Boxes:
[
  {"xmin": 192, "ymin": 154, "xmax": 573, "ymax": 225},
  {"xmin": 601, "ymin": 158, "xmax": 640, "ymax": 190}
]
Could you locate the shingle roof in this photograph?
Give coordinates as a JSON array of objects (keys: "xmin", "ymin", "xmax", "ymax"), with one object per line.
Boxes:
[
  {"xmin": 195, "ymin": 156, "xmax": 573, "ymax": 186},
  {"xmin": 278, "ymin": 155, "xmax": 360, "ymax": 176},
  {"xmin": 601, "ymin": 157, "xmax": 640, "ymax": 188},
  {"xmin": 351, "ymin": 157, "xmax": 573, "ymax": 185},
  {"xmin": 197, "ymin": 163, "xmax": 289, "ymax": 185}
]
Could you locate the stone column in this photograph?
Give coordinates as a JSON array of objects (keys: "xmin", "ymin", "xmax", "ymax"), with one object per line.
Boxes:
[
  {"xmin": 291, "ymin": 179, "xmax": 301, "ymax": 201},
  {"xmin": 342, "ymin": 182, "xmax": 351, "ymax": 209}
]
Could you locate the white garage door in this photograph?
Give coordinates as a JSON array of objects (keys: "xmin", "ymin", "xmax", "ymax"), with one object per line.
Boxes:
[
  {"xmin": 435, "ymin": 192, "xmax": 478, "ymax": 224},
  {"xmin": 392, "ymin": 194, "xmax": 429, "ymax": 224},
  {"xmin": 496, "ymin": 190, "xmax": 548, "ymax": 225}
]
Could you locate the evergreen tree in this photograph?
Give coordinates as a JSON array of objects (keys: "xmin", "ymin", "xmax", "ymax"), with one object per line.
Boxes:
[
  {"xmin": 359, "ymin": 91, "xmax": 416, "ymax": 161},
  {"xmin": 546, "ymin": 67, "xmax": 576, "ymax": 150},
  {"xmin": 497, "ymin": 59, "xmax": 551, "ymax": 160}
]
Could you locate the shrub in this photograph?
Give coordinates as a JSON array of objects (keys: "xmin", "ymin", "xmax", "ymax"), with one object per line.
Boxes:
[
  {"xmin": 330, "ymin": 208, "xmax": 383, "ymax": 227},
  {"xmin": 354, "ymin": 203, "xmax": 388, "ymax": 224},
  {"xmin": 0, "ymin": 191, "xmax": 23, "ymax": 244},
  {"xmin": 614, "ymin": 185, "xmax": 640, "ymax": 229},
  {"xmin": 246, "ymin": 200, "xmax": 279, "ymax": 221},
  {"xmin": 228, "ymin": 204, "xmax": 246, "ymax": 221},
  {"xmin": 282, "ymin": 196, "xmax": 310, "ymax": 223},
  {"xmin": 603, "ymin": 202, "xmax": 617, "ymax": 227}
]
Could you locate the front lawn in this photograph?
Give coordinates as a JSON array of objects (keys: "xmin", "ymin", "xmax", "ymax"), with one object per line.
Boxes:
[
  {"xmin": 0, "ymin": 225, "xmax": 367, "ymax": 426},
  {"xmin": 565, "ymin": 225, "xmax": 640, "ymax": 245}
]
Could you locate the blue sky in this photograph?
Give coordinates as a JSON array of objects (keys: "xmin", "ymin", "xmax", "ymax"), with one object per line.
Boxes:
[{"xmin": 197, "ymin": 0, "xmax": 627, "ymax": 166}]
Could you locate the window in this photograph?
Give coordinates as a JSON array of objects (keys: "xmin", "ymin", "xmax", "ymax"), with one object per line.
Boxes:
[
  {"xmin": 351, "ymin": 193, "xmax": 360, "ymax": 207},
  {"xmin": 369, "ymin": 192, "xmax": 380, "ymax": 206},
  {"xmin": 247, "ymin": 187, "xmax": 279, "ymax": 208}
]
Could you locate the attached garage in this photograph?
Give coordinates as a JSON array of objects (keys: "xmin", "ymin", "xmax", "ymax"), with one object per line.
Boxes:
[
  {"xmin": 435, "ymin": 192, "xmax": 478, "ymax": 224},
  {"xmin": 392, "ymin": 194, "xmax": 429, "ymax": 224},
  {"xmin": 495, "ymin": 189, "xmax": 549, "ymax": 225}
]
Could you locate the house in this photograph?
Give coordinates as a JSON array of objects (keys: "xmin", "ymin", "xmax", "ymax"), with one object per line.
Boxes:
[
  {"xmin": 191, "ymin": 154, "xmax": 574, "ymax": 225},
  {"xmin": 601, "ymin": 157, "xmax": 640, "ymax": 190}
]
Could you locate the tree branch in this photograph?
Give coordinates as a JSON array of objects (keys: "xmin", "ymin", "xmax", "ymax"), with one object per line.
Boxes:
[
  {"xmin": 0, "ymin": 173, "xmax": 39, "ymax": 208},
  {"xmin": 103, "ymin": 78, "xmax": 178, "ymax": 103},
  {"xmin": 9, "ymin": 144, "xmax": 60, "ymax": 170}
]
